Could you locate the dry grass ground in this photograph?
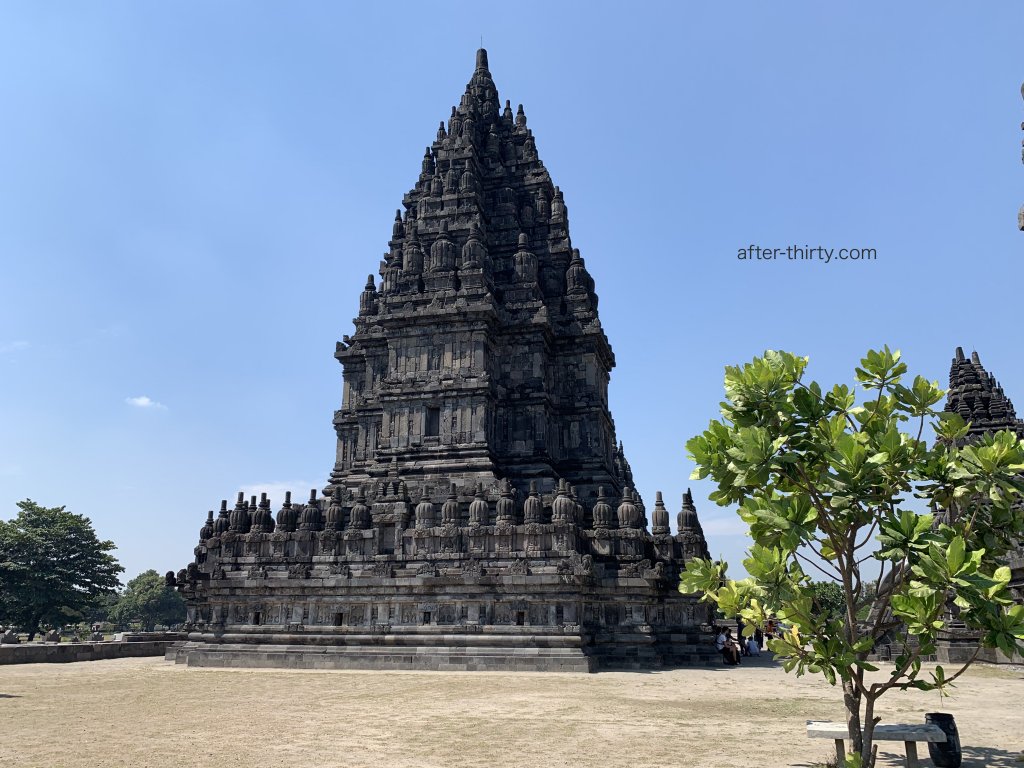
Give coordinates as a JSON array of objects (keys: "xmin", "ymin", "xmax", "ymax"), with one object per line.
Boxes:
[{"xmin": 0, "ymin": 656, "xmax": 1021, "ymax": 767}]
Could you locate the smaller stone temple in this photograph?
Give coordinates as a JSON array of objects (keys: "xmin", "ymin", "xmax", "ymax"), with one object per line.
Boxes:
[
  {"xmin": 937, "ymin": 347, "xmax": 1024, "ymax": 663},
  {"xmin": 167, "ymin": 49, "xmax": 714, "ymax": 672},
  {"xmin": 945, "ymin": 347, "xmax": 1024, "ymax": 442},
  {"xmin": 943, "ymin": 348, "xmax": 1024, "ymax": 592}
]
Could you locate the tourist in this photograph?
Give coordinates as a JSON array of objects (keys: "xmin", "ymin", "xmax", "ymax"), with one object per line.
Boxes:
[
  {"xmin": 716, "ymin": 628, "xmax": 741, "ymax": 665},
  {"xmin": 746, "ymin": 635, "xmax": 761, "ymax": 657}
]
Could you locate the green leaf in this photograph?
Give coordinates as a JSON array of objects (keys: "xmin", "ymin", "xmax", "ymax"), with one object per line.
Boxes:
[{"xmin": 946, "ymin": 535, "xmax": 965, "ymax": 575}]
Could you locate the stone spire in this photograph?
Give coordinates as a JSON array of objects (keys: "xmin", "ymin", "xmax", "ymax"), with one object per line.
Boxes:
[
  {"xmin": 298, "ymin": 489, "xmax": 322, "ymax": 532},
  {"xmin": 229, "ymin": 492, "xmax": 251, "ymax": 534},
  {"xmin": 523, "ymin": 480, "xmax": 543, "ymax": 524},
  {"xmin": 324, "ymin": 487, "xmax": 345, "ymax": 532},
  {"xmin": 468, "ymin": 483, "xmax": 489, "ymax": 526},
  {"xmin": 330, "ymin": 49, "xmax": 636, "ymax": 508},
  {"xmin": 945, "ymin": 347, "xmax": 1024, "ymax": 440},
  {"xmin": 276, "ymin": 491, "xmax": 297, "ymax": 533},
  {"xmin": 592, "ymin": 486, "xmax": 614, "ymax": 529},
  {"xmin": 677, "ymin": 489, "xmax": 701, "ymax": 533},
  {"xmin": 251, "ymin": 492, "xmax": 275, "ymax": 534},
  {"xmin": 349, "ymin": 487, "xmax": 370, "ymax": 529},
  {"xmin": 213, "ymin": 499, "xmax": 230, "ymax": 535},
  {"xmin": 415, "ymin": 487, "xmax": 436, "ymax": 529},
  {"xmin": 199, "ymin": 510, "xmax": 215, "ymax": 540},
  {"xmin": 651, "ymin": 491, "xmax": 670, "ymax": 535}
]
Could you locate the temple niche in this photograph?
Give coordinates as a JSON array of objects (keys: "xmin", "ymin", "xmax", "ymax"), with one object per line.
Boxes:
[{"xmin": 169, "ymin": 49, "xmax": 714, "ymax": 671}]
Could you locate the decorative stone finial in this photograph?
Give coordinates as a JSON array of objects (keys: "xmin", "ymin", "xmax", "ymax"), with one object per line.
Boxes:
[
  {"xmin": 678, "ymin": 489, "xmax": 699, "ymax": 531},
  {"xmin": 651, "ymin": 491, "xmax": 669, "ymax": 535},
  {"xmin": 415, "ymin": 486, "xmax": 436, "ymax": 529},
  {"xmin": 475, "ymin": 48, "xmax": 489, "ymax": 72},
  {"xmin": 298, "ymin": 489, "xmax": 322, "ymax": 532},
  {"xmin": 551, "ymin": 479, "xmax": 575, "ymax": 524},
  {"xmin": 359, "ymin": 274, "xmax": 379, "ymax": 315},
  {"xmin": 349, "ymin": 487, "xmax": 370, "ymax": 530},
  {"xmin": 324, "ymin": 487, "xmax": 344, "ymax": 531},
  {"xmin": 515, "ymin": 103, "xmax": 526, "ymax": 129},
  {"xmin": 513, "ymin": 232, "xmax": 537, "ymax": 285},
  {"xmin": 462, "ymin": 219, "xmax": 487, "ymax": 269},
  {"xmin": 250, "ymin": 492, "xmax": 275, "ymax": 534},
  {"xmin": 273, "ymin": 491, "xmax": 296, "ymax": 533},
  {"xmin": 495, "ymin": 478, "xmax": 516, "ymax": 524},
  {"xmin": 469, "ymin": 482, "xmax": 489, "ymax": 527},
  {"xmin": 441, "ymin": 483, "xmax": 460, "ymax": 525},
  {"xmin": 229, "ymin": 492, "xmax": 252, "ymax": 534},
  {"xmin": 617, "ymin": 487, "xmax": 640, "ymax": 529},
  {"xmin": 199, "ymin": 510, "xmax": 215, "ymax": 540},
  {"xmin": 523, "ymin": 479, "xmax": 543, "ymax": 524},
  {"xmin": 592, "ymin": 486, "xmax": 614, "ymax": 529},
  {"xmin": 213, "ymin": 499, "xmax": 231, "ymax": 535}
]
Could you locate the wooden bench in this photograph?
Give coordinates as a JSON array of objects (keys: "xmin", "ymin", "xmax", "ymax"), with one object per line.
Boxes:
[{"xmin": 806, "ymin": 720, "xmax": 946, "ymax": 767}]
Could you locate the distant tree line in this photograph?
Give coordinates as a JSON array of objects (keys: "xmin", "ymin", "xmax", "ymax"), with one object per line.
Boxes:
[{"xmin": 0, "ymin": 499, "xmax": 184, "ymax": 638}]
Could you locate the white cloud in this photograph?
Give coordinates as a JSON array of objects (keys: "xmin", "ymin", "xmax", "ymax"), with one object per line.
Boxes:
[
  {"xmin": 0, "ymin": 340, "xmax": 30, "ymax": 354},
  {"xmin": 125, "ymin": 395, "xmax": 167, "ymax": 410},
  {"xmin": 237, "ymin": 481, "xmax": 320, "ymax": 507}
]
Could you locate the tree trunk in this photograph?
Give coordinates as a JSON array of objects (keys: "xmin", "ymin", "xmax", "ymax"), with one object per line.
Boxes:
[
  {"xmin": 862, "ymin": 695, "xmax": 878, "ymax": 768},
  {"xmin": 843, "ymin": 678, "xmax": 863, "ymax": 759}
]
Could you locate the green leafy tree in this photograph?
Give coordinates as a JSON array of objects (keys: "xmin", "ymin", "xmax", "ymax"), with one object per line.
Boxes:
[
  {"xmin": 680, "ymin": 348, "xmax": 1024, "ymax": 767},
  {"xmin": 810, "ymin": 580, "xmax": 846, "ymax": 624},
  {"xmin": 109, "ymin": 570, "xmax": 185, "ymax": 631},
  {"xmin": 0, "ymin": 500, "xmax": 123, "ymax": 639}
]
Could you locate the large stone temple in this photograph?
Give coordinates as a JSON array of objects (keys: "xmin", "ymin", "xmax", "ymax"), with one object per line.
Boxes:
[{"xmin": 168, "ymin": 49, "xmax": 713, "ymax": 671}]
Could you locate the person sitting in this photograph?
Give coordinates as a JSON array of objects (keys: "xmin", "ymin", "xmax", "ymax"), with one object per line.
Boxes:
[
  {"xmin": 716, "ymin": 628, "xmax": 741, "ymax": 665},
  {"xmin": 746, "ymin": 636, "xmax": 761, "ymax": 656}
]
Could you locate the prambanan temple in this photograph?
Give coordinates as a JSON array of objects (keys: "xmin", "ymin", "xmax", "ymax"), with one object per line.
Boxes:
[{"xmin": 168, "ymin": 50, "xmax": 713, "ymax": 671}]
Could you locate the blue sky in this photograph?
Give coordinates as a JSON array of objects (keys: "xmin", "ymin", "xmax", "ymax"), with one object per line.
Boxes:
[{"xmin": 1, "ymin": 3, "xmax": 1021, "ymax": 582}]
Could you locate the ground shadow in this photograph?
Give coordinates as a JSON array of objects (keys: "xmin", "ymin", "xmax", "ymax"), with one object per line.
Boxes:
[
  {"xmin": 0, "ymin": 693, "xmax": 22, "ymax": 699},
  {"xmin": 600, "ymin": 655, "xmax": 784, "ymax": 674},
  {"xmin": 873, "ymin": 745, "xmax": 1022, "ymax": 767},
  {"xmin": 699, "ymin": 654, "xmax": 784, "ymax": 673},
  {"xmin": 794, "ymin": 745, "xmax": 1022, "ymax": 768}
]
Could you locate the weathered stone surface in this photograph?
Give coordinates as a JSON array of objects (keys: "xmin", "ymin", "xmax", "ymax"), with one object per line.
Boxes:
[
  {"xmin": 0, "ymin": 640, "xmax": 173, "ymax": 665},
  {"xmin": 171, "ymin": 49, "xmax": 715, "ymax": 671}
]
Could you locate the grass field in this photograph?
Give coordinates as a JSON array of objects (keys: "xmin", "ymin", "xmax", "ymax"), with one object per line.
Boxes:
[{"xmin": 1, "ymin": 656, "xmax": 1021, "ymax": 767}]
